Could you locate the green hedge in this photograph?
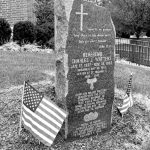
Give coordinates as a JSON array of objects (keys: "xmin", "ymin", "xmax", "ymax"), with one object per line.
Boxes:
[
  {"xmin": 13, "ymin": 21, "xmax": 35, "ymax": 45},
  {"xmin": 35, "ymin": 23, "xmax": 54, "ymax": 48},
  {"xmin": 0, "ymin": 18, "xmax": 12, "ymax": 46}
]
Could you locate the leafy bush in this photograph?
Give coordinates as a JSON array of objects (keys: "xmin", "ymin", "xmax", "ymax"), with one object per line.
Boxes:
[
  {"xmin": 47, "ymin": 37, "xmax": 54, "ymax": 49},
  {"xmin": 121, "ymin": 32, "xmax": 130, "ymax": 38},
  {"xmin": 116, "ymin": 30, "xmax": 130, "ymax": 38},
  {"xmin": 0, "ymin": 18, "xmax": 12, "ymax": 46},
  {"xmin": 146, "ymin": 30, "xmax": 150, "ymax": 37},
  {"xmin": 35, "ymin": 26, "xmax": 48, "ymax": 47},
  {"xmin": 13, "ymin": 21, "xmax": 35, "ymax": 45},
  {"xmin": 35, "ymin": 23, "xmax": 54, "ymax": 48}
]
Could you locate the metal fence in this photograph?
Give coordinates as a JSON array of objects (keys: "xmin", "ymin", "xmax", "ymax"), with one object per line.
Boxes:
[{"xmin": 115, "ymin": 38, "xmax": 150, "ymax": 66}]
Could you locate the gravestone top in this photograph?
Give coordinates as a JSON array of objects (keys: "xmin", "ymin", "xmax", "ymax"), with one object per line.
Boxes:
[{"xmin": 66, "ymin": 0, "xmax": 115, "ymax": 82}]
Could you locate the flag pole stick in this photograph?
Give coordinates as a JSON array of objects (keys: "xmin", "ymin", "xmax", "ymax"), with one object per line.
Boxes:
[
  {"xmin": 19, "ymin": 81, "xmax": 25, "ymax": 135},
  {"xmin": 120, "ymin": 113, "xmax": 125, "ymax": 124},
  {"xmin": 65, "ymin": 113, "xmax": 68, "ymax": 139},
  {"xmin": 121, "ymin": 114, "xmax": 124, "ymax": 121},
  {"xmin": 64, "ymin": 94, "xmax": 68, "ymax": 139}
]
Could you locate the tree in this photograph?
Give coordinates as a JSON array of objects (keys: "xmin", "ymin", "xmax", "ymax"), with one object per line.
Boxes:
[
  {"xmin": 34, "ymin": 0, "xmax": 54, "ymax": 48},
  {"xmin": 110, "ymin": 0, "xmax": 150, "ymax": 39},
  {"xmin": 34, "ymin": 0, "xmax": 54, "ymax": 27}
]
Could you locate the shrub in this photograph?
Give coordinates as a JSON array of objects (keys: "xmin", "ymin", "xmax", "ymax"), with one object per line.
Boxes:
[
  {"xmin": 46, "ymin": 37, "xmax": 54, "ymax": 49},
  {"xmin": 121, "ymin": 32, "xmax": 130, "ymax": 38},
  {"xmin": 0, "ymin": 18, "xmax": 11, "ymax": 46},
  {"xmin": 116, "ymin": 31, "xmax": 130, "ymax": 38},
  {"xmin": 146, "ymin": 30, "xmax": 150, "ymax": 37},
  {"xmin": 13, "ymin": 21, "xmax": 35, "ymax": 45},
  {"xmin": 35, "ymin": 23, "xmax": 54, "ymax": 48},
  {"xmin": 35, "ymin": 26, "xmax": 49, "ymax": 47}
]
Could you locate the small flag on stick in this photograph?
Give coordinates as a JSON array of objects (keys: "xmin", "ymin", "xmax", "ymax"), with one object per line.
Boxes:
[
  {"xmin": 20, "ymin": 81, "xmax": 68, "ymax": 146},
  {"xmin": 117, "ymin": 73, "xmax": 133, "ymax": 115}
]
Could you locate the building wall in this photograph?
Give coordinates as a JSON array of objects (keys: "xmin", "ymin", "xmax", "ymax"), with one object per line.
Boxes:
[
  {"xmin": 27, "ymin": 0, "xmax": 36, "ymax": 23},
  {"xmin": 0, "ymin": 0, "xmax": 36, "ymax": 26}
]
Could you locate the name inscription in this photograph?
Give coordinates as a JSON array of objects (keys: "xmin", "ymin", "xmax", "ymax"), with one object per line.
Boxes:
[{"xmin": 70, "ymin": 51, "xmax": 112, "ymax": 78}]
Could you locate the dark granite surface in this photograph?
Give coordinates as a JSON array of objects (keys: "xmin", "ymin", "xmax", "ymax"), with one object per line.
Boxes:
[{"xmin": 66, "ymin": 0, "xmax": 115, "ymax": 140}]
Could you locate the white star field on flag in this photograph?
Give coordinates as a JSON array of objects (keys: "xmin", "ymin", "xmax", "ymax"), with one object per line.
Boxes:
[{"xmin": 23, "ymin": 82, "xmax": 43, "ymax": 112}]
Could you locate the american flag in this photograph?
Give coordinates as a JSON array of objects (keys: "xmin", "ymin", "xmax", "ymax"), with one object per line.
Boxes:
[
  {"xmin": 117, "ymin": 73, "xmax": 133, "ymax": 115},
  {"xmin": 21, "ymin": 81, "xmax": 68, "ymax": 146}
]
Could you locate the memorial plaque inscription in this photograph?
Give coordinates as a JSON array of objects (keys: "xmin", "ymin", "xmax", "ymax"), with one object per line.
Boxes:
[{"xmin": 66, "ymin": 0, "xmax": 115, "ymax": 140}]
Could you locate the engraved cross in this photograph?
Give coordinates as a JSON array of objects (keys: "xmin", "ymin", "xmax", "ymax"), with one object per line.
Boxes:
[{"xmin": 76, "ymin": 4, "xmax": 88, "ymax": 31}]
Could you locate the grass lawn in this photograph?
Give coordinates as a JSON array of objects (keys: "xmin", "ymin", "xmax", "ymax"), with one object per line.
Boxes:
[
  {"xmin": 0, "ymin": 51, "xmax": 56, "ymax": 89},
  {"xmin": 1, "ymin": 50, "xmax": 150, "ymax": 97},
  {"xmin": 1, "ymin": 53, "xmax": 150, "ymax": 149},
  {"xmin": 115, "ymin": 60, "xmax": 150, "ymax": 95}
]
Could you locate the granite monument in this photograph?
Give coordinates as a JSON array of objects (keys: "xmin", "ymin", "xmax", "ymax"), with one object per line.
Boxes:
[{"xmin": 55, "ymin": 0, "xmax": 116, "ymax": 140}]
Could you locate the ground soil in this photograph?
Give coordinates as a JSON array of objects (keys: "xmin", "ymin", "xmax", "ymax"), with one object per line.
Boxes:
[{"xmin": 0, "ymin": 82, "xmax": 150, "ymax": 150}]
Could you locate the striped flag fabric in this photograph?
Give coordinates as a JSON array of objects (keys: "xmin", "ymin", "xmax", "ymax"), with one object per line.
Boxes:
[
  {"xmin": 126, "ymin": 73, "xmax": 133, "ymax": 97},
  {"xmin": 117, "ymin": 73, "xmax": 133, "ymax": 115},
  {"xmin": 21, "ymin": 81, "xmax": 68, "ymax": 146}
]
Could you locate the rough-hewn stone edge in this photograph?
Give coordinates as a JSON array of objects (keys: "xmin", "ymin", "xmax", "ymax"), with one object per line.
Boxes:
[
  {"xmin": 55, "ymin": 0, "xmax": 70, "ymax": 138},
  {"xmin": 55, "ymin": 0, "xmax": 67, "ymax": 101}
]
